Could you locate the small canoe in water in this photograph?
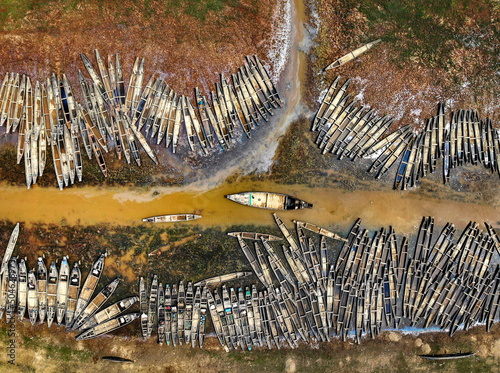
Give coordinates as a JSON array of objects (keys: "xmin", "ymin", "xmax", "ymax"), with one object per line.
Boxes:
[
  {"xmin": 142, "ymin": 214, "xmax": 202, "ymax": 223},
  {"xmin": 225, "ymin": 192, "xmax": 312, "ymax": 210}
]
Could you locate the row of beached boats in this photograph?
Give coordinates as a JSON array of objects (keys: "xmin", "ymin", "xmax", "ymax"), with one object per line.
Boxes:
[
  {"xmin": 0, "ymin": 51, "xmax": 282, "ymax": 189},
  {"xmin": 312, "ymin": 77, "xmax": 500, "ymax": 189},
  {"xmin": 0, "ymin": 226, "xmax": 138, "ymax": 340}
]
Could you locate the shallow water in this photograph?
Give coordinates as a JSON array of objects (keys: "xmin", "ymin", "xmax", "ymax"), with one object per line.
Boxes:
[{"xmin": 1, "ymin": 180, "xmax": 498, "ymax": 236}]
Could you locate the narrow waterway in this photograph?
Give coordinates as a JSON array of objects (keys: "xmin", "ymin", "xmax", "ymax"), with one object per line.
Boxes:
[{"xmin": 1, "ymin": 180, "xmax": 499, "ymax": 236}]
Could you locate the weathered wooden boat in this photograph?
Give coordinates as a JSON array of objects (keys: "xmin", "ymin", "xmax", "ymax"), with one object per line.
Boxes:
[
  {"xmin": 324, "ymin": 39, "xmax": 381, "ymax": 71},
  {"xmin": 65, "ymin": 262, "xmax": 81, "ymax": 329},
  {"xmin": 184, "ymin": 282, "xmax": 194, "ymax": 344},
  {"xmin": 226, "ymin": 192, "xmax": 312, "ymax": 210},
  {"xmin": 146, "ymin": 275, "xmax": 158, "ymax": 338},
  {"xmin": 80, "ymin": 296, "xmax": 138, "ymax": 331},
  {"xmin": 74, "ymin": 278, "xmax": 120, "ymax": 330},
  {"xmin": 139, "ymin": 276, "xmax": 148, "ymax": 338},
  {"xmin": 142, "ymin": 214, "xmax": 202, "ymax": 223},
  {"xmin": 27, "ymin": 270, "xmax": 38, "ymax": 325},
  {"xmin": 190, "ymin": 287, "xmax": 201, "ymax": 348},
  {"xmin": 17, "ymin": 259, "xmax": 28, "ymax": 322},
  {"xmin": 56, "ymin": 256, "xmax": 70, "ymax": 325},
  {"xmin": 193, "ymin": 272, "xmax": 253, "ymax": 287},
  {"xmin": 37, "ymin": 257, "xmax": 47, "ymax": 323},
  {"xmin": 5, "ymin": 258, "xmax": 18, "ymax": 323},
  {"xmin": 72, "ymin": 253, "xmax": 105, "ymax": 329},
  {"xmin": 157, "ymin": 283, "xmax": 165, "ymax": 345},
  {"xmin": 228, "ymin": 232, "xmax": 282, "ymax": 244},
  {"xmin": 198, "ymin": 287, "xmax": 208, "ymax": 348},
  {"xmin": 207, "ymin": 289, "xmax": 226, "ymax": 350},
  {"xmin": 164, "ymin": 284, "xmax": 172, "ymax": 345},
  {"xmin": 171, "ymin": 95, "xmax": 182, "ymax": 153},
  {"xmin": 177, "ymin": 280, "xmax": 185, "ymax": 344},
  {"xmin": 293, "ymin": 220, "xmax": 347, "ymax": 242},
  {"xmin": 0, "ymin": 223, "xmax": 19, "ymax": 276},
  {"xmin": 76, "ymin": 313, "xmax": 139, "ymax": 341},
  {"xmin": 46, "ymin": 261, "xmax": 58, "ymax": 327},
  {"xmin": 171, "ymin": 283, "xmax": 178, "ymax": 346}
]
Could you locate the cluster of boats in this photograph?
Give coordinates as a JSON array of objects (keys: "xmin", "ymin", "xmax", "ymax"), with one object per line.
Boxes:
[
  {"xmin": 313, "ymin": 77, "xmax": 500, "ymax": 189},
  {"xmin": 0, "ymin": 224, "xmax": 138, "ymax": 340},
  {"xmin": 138, "ymin": 271, "xmax": 255, "ymax": 348},
  {"xmin": 0, "ymin": 51, "xmax": 282, "ymax": 190},
  {"xmin": 2, "ymin": 215, "xmax": 498, "ymax": 348},
  {"xmin": 227, "ymin": 214, "xmax": 500, "ymax": 347}
]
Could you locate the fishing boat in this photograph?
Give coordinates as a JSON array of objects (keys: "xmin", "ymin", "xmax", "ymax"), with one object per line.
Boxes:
[
  {"xmin": 190, "ymin": 287, "xmax": 201, "ymax": 348},
  {"xmin": 194, "ymin": 272, "xmax": 253, "ymax": 287},
  {"xmin": 324, "ymin": 39, "xmax": 381, "ymax": 71},
  {"xmin": 142, "ymin": 214, "xmax": 202, "ymax": 223},
  {"xmin": 0, "ymin": 223, "xmax": 19, "ymax": 276},
  {"xmin": 198, "ymin": 287, "xmax": 208, "ymax": 348},
  {"xmin": 6, "ymin": 258, "xmax": 18, "ymax": 323},
  {"xmin": 225, "ymin": 192, "xmax": 312, "ymax": 210},
  {"xmin": 17, "ymin": 259, "xmax": 27, "ymax": 321},
  {"xmin": 139, "ymin": 276, "xmax": 148, "ymax": 338},
  {"xmin": 46, "ymin": 261, "xmax": 58, "ymax": 327},
  {"xmin": 157, "ymin": 284, "xmax": 165, "ymax": 345},
  {"xmin": 65, "ymin": 262, "xmax": 81, "ymax": 328},
  {"xmin": 37, "ymin": 257, "xmax": 47, "ymax": 323},
  {"xmin": 184, "ymin": 282, "xmax": 194, "ymax": 344},
  {"xmin": 147, "ymin": 275, "xmax": 158, "ymax": 338},
  {"xmin": 165, "ymin": 284, "xmax": 172, "ymax": 345},
  {"xmin": 56, "ymin": 256, "xmax": 70, "ymax": 325},
  {"xmin": 72, "ymin": 253, "xmax": 106, "ymax": 328},
  {"xmin": 27, "ymin": 270, "xmax": 38, "ymax": 325},
  {"xmin": 227, "ymin": 232, "xmax": 281, "ymax": 241},
  {"xmin": 76, "ymin": 313, "xmax": 139, "ymax": 341}
]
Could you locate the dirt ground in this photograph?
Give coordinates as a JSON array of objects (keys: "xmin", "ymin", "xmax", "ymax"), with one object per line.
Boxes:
[{"xmin": 0, "ymin": 321, "xmax": 499, "ymax": 372}]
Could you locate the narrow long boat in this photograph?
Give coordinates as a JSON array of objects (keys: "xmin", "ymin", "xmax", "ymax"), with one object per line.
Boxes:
[
  {"xmin": 6, "ymin": 258, "xmax": 18, "ymax": 323},
  {"xmin": 65, "ymin": 262, "xmax": 81, "ymax": 329},
  {"xmin": 165, "ymin": 284, "xmax": 172, "ymax": 345},
  {"xmin": 198, "ymin": 287, "xmax": 208, "ymax": 348},
  {"xmin": 184, "ymin": 282, "xmax": 194, "ymax": 344},
  {"xmin": 56, "ymin": 256, "xmax": 70, "ymax": 325},
  {"xmin": 46, "ymin": 261, "xmax": 58, "ymax": 327},
  {"xmin": 142, "ymin": 214, "xmax": 202, "ymax": 223},
  {"xmin": 157, "ymin": 284, "xmax": 165, "ymax": 345},
  {"xmin": 177, "ymin": 281, "xmax": 185, "ymax": 344},
  {"xmin": 227, "ymin": 232, "xmax": 281, "ymax": 241},
  {"xmin": 27, "ymin": 270, "xmax": 38, "ymax": 325},
  {"xmin": 226, "ymin": 192, "xmax": 312, "ymax": 210},
  {"xmin": 324, "ymin": 39, "xmax": 381, "ymax": 71},
  {"xmin": 72, "ymin": 253, "xmax": 106, "ymax": 328},
  {"xmin": 17, "ymin": 259, "xmax": 28, "ymax": 321},
  {"xmin": 193, "ymin": 272, "xmax": 253, "ymax": 287},
  {"xmin": 190, "ymin": 287, "xmax": 201, "ymax": 348},
  {"xmin": 0, "ymin": 223, "xmax": 19, "ymax": 276},
  {"xmin": 139, "ymin": 277, "xmax": 148, "ymax": 338},
  {"xmin": 76, "ymin": 313, "xmax": 139, "ymax": 341},
  {"xmin": 147, "ymin": 275, "xmax": 158, "ymax": 338},
  {"xmin": 37, "ymin": 257, "xmax": 47, "ymax": 323}
]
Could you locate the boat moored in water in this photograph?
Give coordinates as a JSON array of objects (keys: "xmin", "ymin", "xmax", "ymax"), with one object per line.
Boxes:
[{"xmin": 225, "ymin": 192, "xmax": 313, "ymax": 210}]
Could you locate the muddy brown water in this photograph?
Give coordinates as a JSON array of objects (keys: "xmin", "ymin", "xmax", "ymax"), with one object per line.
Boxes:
[{"xmin": 1, "ymin": 180, "xmax": 498, "ymax": 236}]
